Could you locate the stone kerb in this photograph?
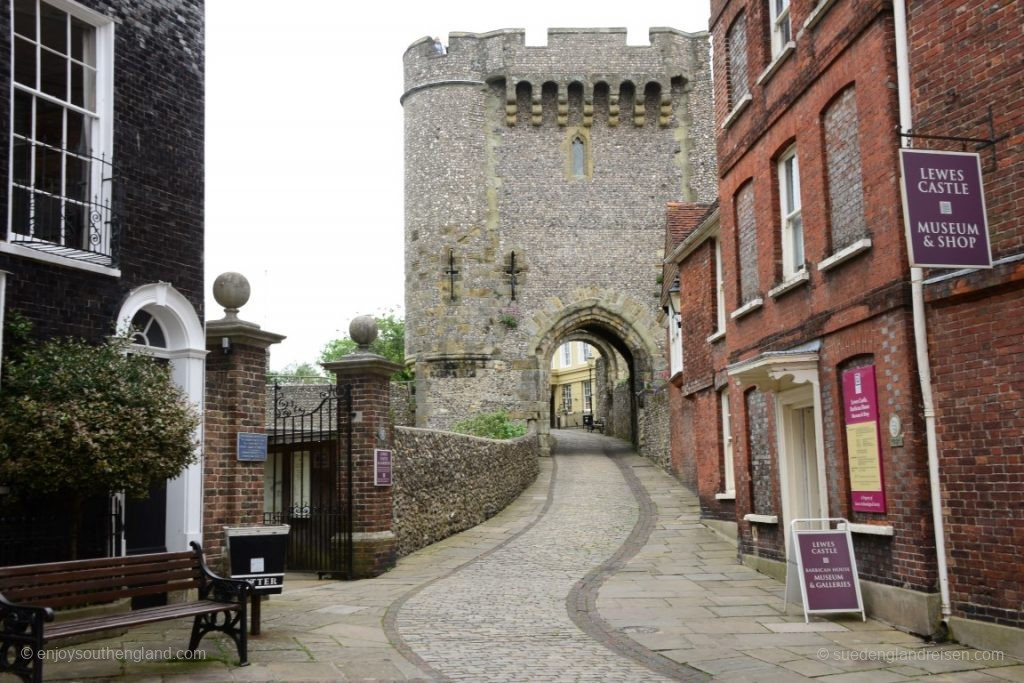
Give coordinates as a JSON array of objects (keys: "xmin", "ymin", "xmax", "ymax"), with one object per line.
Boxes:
[{"xmin": 392, "ymin": 427, "xmax": 540, "ymax": 557}]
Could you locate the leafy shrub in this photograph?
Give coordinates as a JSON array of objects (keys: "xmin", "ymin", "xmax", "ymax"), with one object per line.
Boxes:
[{"xmin": 452, "ymin": 411, "xmax": 527, "ymax": 440}]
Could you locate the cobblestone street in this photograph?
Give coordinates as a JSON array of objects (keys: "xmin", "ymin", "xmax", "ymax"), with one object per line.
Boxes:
[{"xmin": 45, "ymin": 431, "xmax": 1023, "ymax": 681}]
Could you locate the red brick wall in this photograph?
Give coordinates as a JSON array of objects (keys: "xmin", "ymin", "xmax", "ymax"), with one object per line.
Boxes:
[
  {"xmin": 909, "ymin": 0, "xmax": 1024, "ymax": 628},
  {"xmin": 709, "ymin": 0, "xmax": 939, "ymax": 592},
  {"xmin": 203, "ymin": 343, "xmax": 270, "ymax": 565}
]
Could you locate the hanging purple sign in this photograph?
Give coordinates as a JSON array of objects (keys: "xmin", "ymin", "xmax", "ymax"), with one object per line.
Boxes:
[
  {"xmin": 900, "ymin": 149, "xmax": 992, "ymax": 269},
  {"xmin": 795, "ymin": 529, "xmax": 863, "ymax": 614},
  {"xmin": 374, "ymin": 449, "xmax": 393, "ymax": 487},
  {"xmin": 842, "ymin": 365, "xmax": 886, "ymax": 513}
]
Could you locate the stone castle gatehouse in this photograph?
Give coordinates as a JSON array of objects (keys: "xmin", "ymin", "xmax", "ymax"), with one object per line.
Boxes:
[{"xmin": 402, "ymin": 28, "xmax": 716, "ymax": 457}]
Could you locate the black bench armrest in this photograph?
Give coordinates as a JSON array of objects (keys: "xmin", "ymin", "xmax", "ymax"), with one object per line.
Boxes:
[
  {"xmin": 189, "ymin": 541, "xmax": 254, "ymax": 604},
  {"xmin": 0, "ymin": 592, "xmax": 54, "ymax": 630}
]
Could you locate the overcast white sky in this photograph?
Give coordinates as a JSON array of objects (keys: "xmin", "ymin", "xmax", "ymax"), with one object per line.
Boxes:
[{"xmin": 205, "ymin": 1, "xmax": 711, "ymax": 372}]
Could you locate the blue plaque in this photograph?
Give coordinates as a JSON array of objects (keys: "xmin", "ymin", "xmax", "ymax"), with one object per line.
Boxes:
[{"xmin": 237, "ymin": 432, "xmax": 268, "ymax": 462}]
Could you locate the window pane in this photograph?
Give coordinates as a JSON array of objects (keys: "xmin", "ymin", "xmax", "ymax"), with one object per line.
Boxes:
[
  {"xmin": 66, "ymin": 154, "xmax": 89, "ymax": 202},
  {"xmin": 11, "ymin": 189, "xmax": 32, "ymax": 236},
  {"xmin": 66, "ymin": 109, "xmax": 88, "ymax": 154},
  {"xmin": 40, "ymin": 49, "xmax": 68, "ymax": 100},
  {"xmin": 572, "ymin": 137, "xmax": 585, "ymax": 177},
  {"xmin": 35, "ymin": 142, "xmax": 61, "ymax": 192},
  {"xmin": 792, "ymin": 214, "xmax": 804, "ymax": 265},
  {"xmin": 64, "ymin": 201, "xmax": 87, "ymax": 249},
  {"xmin": 146, "ymin": 318, "xmax": 167, "ymax": 348},
  {"xmin": 13, "ymin": 90, "xmax": 33, "ymax": 137},
  {"xmin": 14, "ymin": 37, "xmax": 37, "ymax": 87},
  {"xmin": 12, "ymin": 139, "xmax": 32, "ymax": 186},
  {"xmin": 70, "ymin": 16, "xmax": 94, "ymax": 65},
  {"xmin": 34, "ymin": 193, "xmax": 61, "ymax": 242},
  {"xmin": 14, "ymin": 0, "xmax": 36, "ymax": 39},
  {"xmin": 35, "ymin": 98, "xmax": 63, "ymax": 147},
  {"xmin": 40, "ymin": 3, "xmax": 67, "ymax": 54}
]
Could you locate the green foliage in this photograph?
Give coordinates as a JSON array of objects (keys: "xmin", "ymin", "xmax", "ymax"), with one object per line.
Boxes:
[
  {"xmin": 452, "ymin": 411, "xmax": 527, "ymax": 440},
  {"xmin": 319, "ymin": 311, "xmax": 412, "ymax": 381},
  {"xmin": 0, "ymin": 332, "xmax": 200, "ymax": 502},
  {"xmin": 268, "ymin": 361, "xmax": 328, "ymax": 385}
]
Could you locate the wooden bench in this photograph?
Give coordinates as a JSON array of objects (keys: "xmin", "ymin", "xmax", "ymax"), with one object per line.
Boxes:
[{"xmin": 0, "ymin": 541, "xmax": 251, "ymax": 683}]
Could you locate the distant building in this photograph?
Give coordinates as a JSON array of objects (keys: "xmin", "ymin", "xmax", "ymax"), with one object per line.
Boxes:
[
  {"xmin": 0, "ymin": 0, "xmax": 205, "ymax": 560},
  {"xmin": 548, "ymin": 341, "xmax": 600, "ymax": 428}
]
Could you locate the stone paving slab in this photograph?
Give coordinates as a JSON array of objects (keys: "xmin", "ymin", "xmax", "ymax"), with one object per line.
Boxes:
[{"xmin": 33, "ymin": 430, "xmax": 1022, "ymax": 682}]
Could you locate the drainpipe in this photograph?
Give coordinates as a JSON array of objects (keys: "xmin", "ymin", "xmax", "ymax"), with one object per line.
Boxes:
[{"xmin": 893, "ymin": 0, "xmax": 952, "ymax": 625}]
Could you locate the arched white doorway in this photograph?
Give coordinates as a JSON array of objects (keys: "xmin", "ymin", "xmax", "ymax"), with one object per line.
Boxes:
[{"xmin": 116, "ymin": 282, "xmax": 205, "ymax": 553}]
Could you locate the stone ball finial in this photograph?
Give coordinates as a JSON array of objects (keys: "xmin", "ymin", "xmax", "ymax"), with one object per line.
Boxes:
[
  {"xmin": 213, "ymin": 272, "xmax": 251, "ymax": 321},
  {"xmin": 350, "ymin": 315, "xmax": 378, "ymax": 350}
]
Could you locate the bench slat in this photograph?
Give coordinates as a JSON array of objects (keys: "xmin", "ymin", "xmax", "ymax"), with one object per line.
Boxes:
[
  {"xmin": 0, "ymin": 558, "xmax": 197, "ymax": 592},
  {"xmin": 29, "ymin": 579, "xmax": 201, "ymax": 609},
  {"xmin": 0, "ymin": 550, "xmax": 194, "ymax": 578},
  {"xmin": 6, "ymin": 568, "xmax": 200, "ymax": 603},
  {"xmin": 44, "ymin": 600, "xmax": 238, "ymax": 641}
]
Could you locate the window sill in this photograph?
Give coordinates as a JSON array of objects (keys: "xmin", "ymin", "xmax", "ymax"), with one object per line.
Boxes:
[
  {"xmin": 730, "ymin": 297, "xmax": 763, "ymax": 320},
  {"xmin": 757, "ymin": 41, "xmax": 796, "ymax": 86},
  {"xmin": 818, "ymin": 238, "xmax": 872, "ymax": 272},
  {"xmin": 715, "ymin": 491, "xmax": 736, "ymax": 501},
  {"xmin": 768, "ymin": 269, "xmax": 810, "ymax": 299},
  {"xmin": 839, "ymin": 522, "xmax": 894, "ymax": 537},
  {"xmin": 721, "ymin": 94, "xmax": 752, "ymax": 130},
  {"xmin": 744, "ymin": 513, "xmax": 778, "ymax": 524},
  {"xmin": 706, "ymin": 329, "xmax": 726, "ymax": 344},
  {"xmin": 0, "ymin": 242, "xmax": 120, "ymax": 278},
  {"xmin": 798, "ymin": 0, "xmax": 840, "ymax": 37}
]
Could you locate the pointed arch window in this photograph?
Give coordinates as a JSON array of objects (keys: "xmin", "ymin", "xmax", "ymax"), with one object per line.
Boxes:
[{"xmin": 571, "ymin": 136, "xmax": 586, "ymax": 178}]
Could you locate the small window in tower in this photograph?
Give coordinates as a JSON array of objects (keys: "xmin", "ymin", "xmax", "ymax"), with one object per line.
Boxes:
[{"xmin": 571, "ymin": 136, "xmax": 586, "ymax": 178}]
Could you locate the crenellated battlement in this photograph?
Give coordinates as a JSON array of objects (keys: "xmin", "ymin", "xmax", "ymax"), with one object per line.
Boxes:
[{"xmin": 402, "ymin": 27, "xmax": 709, "ymax": 128}]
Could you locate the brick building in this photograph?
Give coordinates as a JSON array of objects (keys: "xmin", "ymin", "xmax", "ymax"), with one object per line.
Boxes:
[
  {"xmin": 0, "ymin": 0, "xmax": 205, "ymax": 558},
  {"xmin": 666, "ymin": 0, "xmax": 1022, "ymax": 649},
  {"xmin": 906, "ymin": 0, "xmax": 1023, "ymax": 652}
]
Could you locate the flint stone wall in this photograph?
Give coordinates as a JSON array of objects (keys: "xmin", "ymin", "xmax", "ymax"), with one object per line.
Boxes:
[{"xmin": 393, "ymin": 427, "xmax": 540, "ymax": 557}]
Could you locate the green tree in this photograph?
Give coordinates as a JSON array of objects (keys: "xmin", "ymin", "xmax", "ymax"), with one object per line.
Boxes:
[
  {"xmin": 268, "ymin": 361, "xmax": 328, "ymax": 385},
  {"xmin": 319, "ymin": 312, "xmax": 412, "ymax": 381},
  {"xmin": 0, "ymin": 328, "xmax": 200, "ymax": 557}
]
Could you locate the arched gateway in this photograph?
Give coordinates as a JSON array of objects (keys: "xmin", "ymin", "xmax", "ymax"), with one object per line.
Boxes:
[{"xmin": 402, "ymin": 28, "xmax": 716, "ymax": 463}]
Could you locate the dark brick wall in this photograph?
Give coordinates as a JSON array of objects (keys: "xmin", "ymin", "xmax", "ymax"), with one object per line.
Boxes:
[
  {"xmin": 726, "ymin": 12, "xmax": 750, "ymax": 109},
  {"xmin": 735, "ymin": 182, "xmax": 759, "ymax": 303},
  {"xmin": 0, "ymin": 0, "xmax": 204, "ymax": 342},
  {"xmin": 909, "ymin": 0, "xmax": 1024, "ymax": 628},
  {"xmin": 823, "ymin": 86, "xmax": 867, "ymax": 251}
]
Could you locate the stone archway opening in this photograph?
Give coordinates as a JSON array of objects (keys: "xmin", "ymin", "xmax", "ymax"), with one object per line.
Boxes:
[{"xmin": 529, "ymin": 305, "xmax": 660, "ymax": 456}]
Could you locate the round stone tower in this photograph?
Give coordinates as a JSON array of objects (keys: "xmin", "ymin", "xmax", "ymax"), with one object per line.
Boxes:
[{"xmin": 402, "ymin": 28, "xmax": 715, "ymax": 455}]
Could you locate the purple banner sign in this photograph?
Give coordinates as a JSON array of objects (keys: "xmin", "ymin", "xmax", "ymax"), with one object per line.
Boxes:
[
  {"xmin": 796, "ymin": 530, "xmax": 861, "ymax": 613},
  {"xmin": 900, "ymin": 149, "xmax": 992, "ymax": 268},
  {"xmin": 842, "ymin": 365, "xmax": 886, "ymax": 513},
  {"xmin": 374, "ymin": 449, "xmax": 393, "ymax": 487}
]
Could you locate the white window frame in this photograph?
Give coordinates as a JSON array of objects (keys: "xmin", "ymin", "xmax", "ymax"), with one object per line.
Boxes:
[
  {"xmin": 583, "ymin": 380, "xmax": 593, "ymax": 412},
  {"xmin": 714, "ymin": 239, "xmax": 726, "ymax": 335},
  {"xmin": 769, "ymin": 0, "xmax": 792, "ymax": 57},
  {"xmin": 561, "ymin": 383, "xmax": 573, "ymax": 413},
  {"xmin": 581, "ymin": 342, "xmax": 592, "ymax": 361},
  {"xmin": 668, "ymin": 307, "xmax": 683, "ymax": 376},
  {"xmin": 562, "ymin": 343, "xmax": 572, "ymax": 368},
  {"xmin": 6, "ymin": 0, "xmax": 115, "ymax": 267},
  {"xmin": 778, "ymin": 145, "xmax": 804, "ymax": 278},
  {"xmin": 720, "ymin": 389, "xmax": 735, "ymax": 496}
]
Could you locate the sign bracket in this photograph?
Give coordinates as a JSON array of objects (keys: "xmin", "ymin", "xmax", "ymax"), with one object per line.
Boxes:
[{"xmin": 897, "ymin": 106, "xmax": 1009, "ymax": 168}]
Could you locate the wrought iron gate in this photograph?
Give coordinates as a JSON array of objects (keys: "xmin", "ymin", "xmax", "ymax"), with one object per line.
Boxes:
[{"xmin": 264, "ymin": 383, "xmax": 352, "ymax": 578}]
